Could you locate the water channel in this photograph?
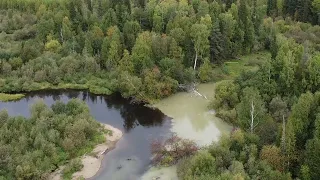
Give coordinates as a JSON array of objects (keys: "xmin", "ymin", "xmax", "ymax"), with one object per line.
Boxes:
[{"xmin": 0, "ymin": 83, "xmax": 232, "ymax": 180}]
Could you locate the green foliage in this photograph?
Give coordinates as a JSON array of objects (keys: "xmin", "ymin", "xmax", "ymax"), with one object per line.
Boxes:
[
  {"xmin": 304, "ymin": 138, "xmax": 320, "ymax": 179},
  {"xmin": 1, "ymin": 1, "xmax": 320, "ymax": 179},
  {"xmin": 0, "ymin": 0, "xmax": 274, "ymax": 102},
  {"xmin": 215, "ymin": 26, "xmax": 320, "ymax": 180},
  {"xmin": 269, "ymin": 96, "xmax": 288, "ymax": 122},
  {"xmin": 209, "ymin": 80, "xmax": 239, "ymax": 124},
  {"xmin": 8, "ymin": 57, "xmax": 23, "ymax": 70},
  {"xmin": 289, "ymin": 92, "xmax": 315, "ymax": 149},
  {"xmin": 300, "ymin": 165, "xmax": 311, "ymax": 180},
  {"xmin": 198, "ymin": 59, "xmax": 213, "ymax": 82},
  {"xmin": 123, "ymin": 21, "xmax": 141, "ymax": 51},
  {"xmin": 178, "ymin": 131, "xmax": 291, "ymax": 180},
  {"xmin": 0, "ymin": 100, "xmax": 104, "ymax": 179},
  {"xmin": 313, "ymin": 0, "xmax": 320, "ymax": 23},
  {"xmin": 62, "ymin": 158, "xmax": 83, "ymax": 180},
  {"xmin": 236, "ymin": 87, "xmax": 266, "ymax": 132},
  {"xmin": 211, "ymin": 80, "xmax": 239, "ymax": 110},
  {"xmin": 307, "ymin": 54, "xmax": 320, "ymax": 91},
  {"xmin": 45, "ymin": 39, "xmax": 62, "ymax": 53},
  {"xmin": 178, "ymin": 152, "xmax": 216, "ymax": 180},
  {"xmin": 131, "ymin": 31, "xmax": 153, "ymax": 73},
  {"xmin": 102, "ymin": 26, "xmax": 122, "ymax": 70},
  {"xmin": 0, "ymin": 93, "xmax": 24, "ymax": 102},
  {"xmin": 213, "ymin": 51, "xmax": 271, "ymax": 81},
  {"xmin": 190, "ymin": 23, "xmax": 210, "ymax": 68}
]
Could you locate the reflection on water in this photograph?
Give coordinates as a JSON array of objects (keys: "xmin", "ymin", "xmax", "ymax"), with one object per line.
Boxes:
[
  {"xmin": 154, "ymin": 83, "xmax": 232, "ymax": 146},
  {"xmin": 0, "ymin": 83, "xmax": 232, "ymax": 180},
  {"xmin": 0, "ymin": 90, "xmax": 172, "ymax": 180},
  {"xmin": 143, "ymin": 83, "xmax": 232, "ymax": 179},
  {"xmin": 141, "ymin": 166, "xmax": 178, "ymax": 180},
  {"xmin": 5, "ymin": 90, "xmax": 168, "ymax": 132}
]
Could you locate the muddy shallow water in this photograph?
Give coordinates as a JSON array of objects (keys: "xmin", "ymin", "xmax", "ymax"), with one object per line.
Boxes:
[{"xmin": 141, "ymin": 83, "xmax": 232, "ymax": 179}]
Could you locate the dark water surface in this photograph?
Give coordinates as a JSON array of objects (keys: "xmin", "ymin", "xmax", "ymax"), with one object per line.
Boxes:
[{"xmin": 0, "ymin": 90, "xmax": 172, "ymax": 180}]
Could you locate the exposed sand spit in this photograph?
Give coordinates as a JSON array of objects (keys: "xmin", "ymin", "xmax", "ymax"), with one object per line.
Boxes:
[{"xmin": 49, "ymin": 123, "xmax": 123, "ymax": 180}]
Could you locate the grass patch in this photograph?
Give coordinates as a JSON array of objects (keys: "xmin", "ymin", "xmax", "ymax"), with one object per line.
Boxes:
[
  {"xmin": 0, "ymin": 93, "xmax": 25, "ymax": 102},
  {"xmin": 212, "ymin": 51, "xmax": 271, "ymax": 81}
]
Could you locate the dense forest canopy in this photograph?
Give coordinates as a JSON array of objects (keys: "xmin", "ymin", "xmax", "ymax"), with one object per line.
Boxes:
[
  {"xmin": 1, "ymin": 0, "xmax": 320, "ymax": 180},
  {"xmin": 0, "ymin": 0, "xmax": 318, "ymax": 102}
]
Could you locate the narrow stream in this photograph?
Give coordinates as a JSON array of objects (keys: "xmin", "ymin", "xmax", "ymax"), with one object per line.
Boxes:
[{"xmin": 0, "ymin": 83, "xmax": 232, "ymax": 180}]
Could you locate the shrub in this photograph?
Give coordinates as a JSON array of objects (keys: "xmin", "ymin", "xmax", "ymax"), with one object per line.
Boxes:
[
  {"xmin": 62, "ymin": 158, "xmax": 83, "ymax": 179},
  {"xmin": 216, "ymin": 109, "xmax": 237, "ymax": 125},
  {"xmin": 0, "ymin": 93, "xmax": 24, "ymax": 102},
  {"xmin": 177, "ymin": 152, "xmax": 216, "ymax": 180}
]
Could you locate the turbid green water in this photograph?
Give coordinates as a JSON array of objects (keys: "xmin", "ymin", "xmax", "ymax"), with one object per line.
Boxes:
[
  {"xmin": 154, "ymin": 83, "xmax": 232, "ymax": 146},
  {"xmin": 141, "ymin": 166, "xmax": 178, "ymax": 180},
  {"xmin": 141, "ymin": 83, "xmax": 232, "ymax": 179}
]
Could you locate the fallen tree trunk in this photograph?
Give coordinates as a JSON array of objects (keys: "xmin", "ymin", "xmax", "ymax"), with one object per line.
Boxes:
[{"xmin": 178, "ymin": 83, "xmax": 207, "ymax": 99}]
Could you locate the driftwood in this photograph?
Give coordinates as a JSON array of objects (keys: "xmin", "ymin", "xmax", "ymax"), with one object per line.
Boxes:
[
  {"xmin": 193, "ymin": 89, "xmax": 208, "ymax": 99},
  {"xmin": 178, "ymin": 83, "xmax": 207, "ymax": 100}
]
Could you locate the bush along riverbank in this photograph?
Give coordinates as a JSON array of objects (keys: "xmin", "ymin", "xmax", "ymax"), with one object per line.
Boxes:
[
  {"xmin": 0, "ymin": 93, "xmax": 25, "ymax": 102},
  {"xmin": 0, "ymin": 71, "xmax": 177, "ymax": 104},
  {"xmin": 0, "ymin": 99, "xmax": 122, "ymax": 180},
  {"xmin": 50, "ymin": 124, "xmax": 123, "ymax": 180}
]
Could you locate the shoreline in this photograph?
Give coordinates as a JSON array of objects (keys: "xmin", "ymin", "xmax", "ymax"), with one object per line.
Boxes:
[
  {"xmin": 2, "ymin": 87, "xmax": 150, "ymax": 105},
  {"xmin": 49, "ymin": 123, "xmax": 123, "ymax": 180}
]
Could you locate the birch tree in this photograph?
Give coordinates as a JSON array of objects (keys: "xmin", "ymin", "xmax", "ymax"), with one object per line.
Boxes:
[
  {"xmin": 190, "ymin": 23, "xmax": 210, "ymax": 70},
  {"xmin": 236, "ymin": 87, "xmax": 266, "ymax": 133}
]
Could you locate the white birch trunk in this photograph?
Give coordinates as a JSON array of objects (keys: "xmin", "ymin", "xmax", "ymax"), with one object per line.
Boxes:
[
  {"xmin": 250, "ymin": 101, "xmax": 254, "ymax": 133},
  {"xmin": 60, "ymin": 26, "xmax": 64, "ymax": 43},
  {"xmin": 193, "ymin": 53, "xmax": 198, "ymax": 70}
]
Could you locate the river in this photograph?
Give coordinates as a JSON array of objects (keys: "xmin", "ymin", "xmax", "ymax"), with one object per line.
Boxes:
[{"xmin": 0, "ymin": 83, "xmax": 232, "ymax": 180}]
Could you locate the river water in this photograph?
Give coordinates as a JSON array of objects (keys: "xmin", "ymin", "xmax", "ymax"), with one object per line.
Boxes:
[
  {"xmin": 0, "ymin": 83, "xmax": 231, "ymax": 180},
  {"xmin": 140, "ymin": 83, "xmax": 232, "ymax": 179}
]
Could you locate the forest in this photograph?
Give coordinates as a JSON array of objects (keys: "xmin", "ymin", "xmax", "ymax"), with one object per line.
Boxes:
[
  {"xmin": 0, "ymin": 0, "xmax": 317, "ymax": 103},
  {"xmin": 0, "ymin": 0, "xmax": 320, "ymax": 179}
]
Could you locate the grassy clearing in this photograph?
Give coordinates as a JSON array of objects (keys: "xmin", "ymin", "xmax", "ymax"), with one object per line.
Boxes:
[
  {"xmin": 0, "ymin": 93, "xmax": 25, "ymax": 102},
  {"xmin": 212, "ymin": 51, "xmax": 271, "ymax": 81}
]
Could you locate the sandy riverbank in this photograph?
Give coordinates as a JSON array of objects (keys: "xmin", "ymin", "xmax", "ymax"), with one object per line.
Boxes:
[{"xmin": 49, "ymin": 124, "xmax": 123, "ymax": 180}]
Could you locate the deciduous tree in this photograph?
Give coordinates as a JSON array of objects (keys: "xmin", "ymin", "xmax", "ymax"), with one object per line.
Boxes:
[
  {"xmin": 190, "ymin": 23, "xmax": 210, "ymax": 70},
  {"xmin": 236, "ymin": 87, "xmax": 266, "ymax": 133}
]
